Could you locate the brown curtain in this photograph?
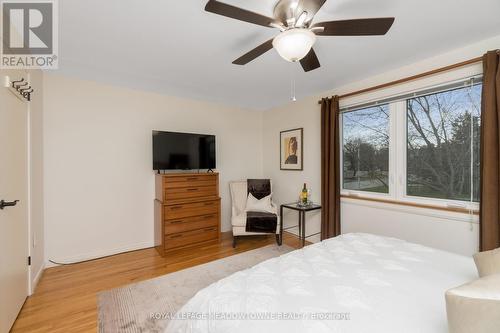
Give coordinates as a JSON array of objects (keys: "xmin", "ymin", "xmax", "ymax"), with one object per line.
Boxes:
[
  {"xmin": 320, "ymin": 96, "xmax": 341, "ymax": 240},
  {"xmin": 480, "ymin": 50, "xmax": 500, "ymax": 251}
]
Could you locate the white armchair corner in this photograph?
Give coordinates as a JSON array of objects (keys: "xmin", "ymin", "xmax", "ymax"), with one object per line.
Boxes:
[{"xmin": 229, "ymin": 180, "xmax": 281, "ymax": 248}]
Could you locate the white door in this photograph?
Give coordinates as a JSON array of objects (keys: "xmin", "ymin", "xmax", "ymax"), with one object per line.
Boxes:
[{"xmin": 0, "ymin": 72, "xmax": 29, "ymax": 333}]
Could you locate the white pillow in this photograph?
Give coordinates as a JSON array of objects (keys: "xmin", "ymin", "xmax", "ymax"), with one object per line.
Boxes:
[
  {"xmin": 473, "ymin": 247, "xmax": 500, "ymax": 277},
  {"xmin": 245, "ymin": 193, "xmax": 274, "ymax": 214}
]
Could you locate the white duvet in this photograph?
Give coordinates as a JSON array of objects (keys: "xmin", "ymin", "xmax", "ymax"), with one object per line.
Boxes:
[{"xmin": 166, "ymin": 233, "xmax": 476, "ymax": 333}]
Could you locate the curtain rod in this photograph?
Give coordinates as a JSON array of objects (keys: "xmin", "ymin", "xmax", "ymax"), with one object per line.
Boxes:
[{"xmin": 317, "ymin": 55, "xmax": 484, "ymax": 104}]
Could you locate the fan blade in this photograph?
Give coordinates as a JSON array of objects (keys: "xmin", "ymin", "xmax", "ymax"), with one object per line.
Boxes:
[
  {"xmin": 205, "ymin": 1, "xmax": 277, "ymax": 28},
  {"xmin": 300, "ymin": 48, "xmax": 321, "ymax": 72},
  {"xmin": 233, "ymin": 39, "xmax": 274, "ymax": 65},
  {"xmin": 312, "ymin": 18, "xmax": 395, "ymax": 36}
]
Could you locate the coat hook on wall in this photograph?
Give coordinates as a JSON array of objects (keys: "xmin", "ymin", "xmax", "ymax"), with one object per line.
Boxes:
[
  {"xmin": 11, "ymin": 78, "xmax": 25, "ymax": 86},
  {"xmin": 4, "ymin": 76, "xmax": 33, "ymax": 101},
  {"xmin": 15, "ymin": 81, "xmax": 28, "ymax": 90}
]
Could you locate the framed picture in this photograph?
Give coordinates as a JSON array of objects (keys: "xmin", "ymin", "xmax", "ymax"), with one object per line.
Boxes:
[{"xmin": 280, "ymin": 128, "xmax": 303, "ymax": 171}]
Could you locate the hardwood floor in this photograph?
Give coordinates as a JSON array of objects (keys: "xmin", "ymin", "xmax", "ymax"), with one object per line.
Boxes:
[{"xmin": 11, "ymin": 232, "xmax": 305, "ymax": 333}]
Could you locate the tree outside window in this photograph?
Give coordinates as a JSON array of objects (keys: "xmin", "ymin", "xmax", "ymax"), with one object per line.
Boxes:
[
  {"xmin": 342, "ymin": 105, "xmax": 390, "ymax": 194},
  {"xmin": 406, "ymin": 84, "xmax": 482, "ymax": 202}
]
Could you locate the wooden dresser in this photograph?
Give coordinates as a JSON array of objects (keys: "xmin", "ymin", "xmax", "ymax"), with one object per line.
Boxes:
[{"xmin": 154, "ymin": 173, "xmax": 221, "ymax": 256}]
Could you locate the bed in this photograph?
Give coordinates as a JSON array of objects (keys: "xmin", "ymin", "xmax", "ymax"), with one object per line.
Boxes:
[{"xmin": 166, "ymin": 233, "xmax": 477, "ymax": 333}]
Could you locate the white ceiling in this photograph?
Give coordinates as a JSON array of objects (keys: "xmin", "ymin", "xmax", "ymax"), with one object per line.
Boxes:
[{"xmin": 58, "ymin": 0, "xmax": 500, "ymax": 110}]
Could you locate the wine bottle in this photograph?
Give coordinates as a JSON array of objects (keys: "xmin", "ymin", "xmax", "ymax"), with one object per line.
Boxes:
[{"xmin": 301, "ymin": 183, "xmax": 308, "ymax": 204}]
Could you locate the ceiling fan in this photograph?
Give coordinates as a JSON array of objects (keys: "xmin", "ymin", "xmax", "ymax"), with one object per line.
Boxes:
[{"xmin": 205, "ymin": 0, "xmax": 395, "ymax": 72}]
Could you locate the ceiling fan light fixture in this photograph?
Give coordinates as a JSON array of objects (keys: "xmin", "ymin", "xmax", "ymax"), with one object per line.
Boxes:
[{"xmin": 272, "ymin": 28, "xmax": 316, "ymax": 62}]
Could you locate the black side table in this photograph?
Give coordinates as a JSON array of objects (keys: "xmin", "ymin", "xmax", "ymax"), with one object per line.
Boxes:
[{"xmin": 280, "ymin": 203, "xmax": 322, "ymax": 247}]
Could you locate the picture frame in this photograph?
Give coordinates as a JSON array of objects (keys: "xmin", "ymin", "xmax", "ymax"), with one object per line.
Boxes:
[{"xmin": 280, "ymin": 128, "xmax": 303, "ymax": 171}]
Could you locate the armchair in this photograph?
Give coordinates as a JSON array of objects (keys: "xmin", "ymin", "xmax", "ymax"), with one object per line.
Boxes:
[{"xmin": 229, "ymin": 180, "xmax": 281, "ymax": 248}]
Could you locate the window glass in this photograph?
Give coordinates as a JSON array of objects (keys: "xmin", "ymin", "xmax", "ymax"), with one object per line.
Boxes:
[
  {"xmin": 342, "ymin": 105, "xmax": 390, "ymax": 194},
  {"xmin": 406, "ymin": 84, "xmax": 482, "ymax": 201}
]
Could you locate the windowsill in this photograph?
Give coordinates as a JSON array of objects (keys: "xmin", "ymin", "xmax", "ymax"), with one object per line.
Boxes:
[{"xmin": 340, "ymin": 194, "xmax": 479, "ymax": 215}]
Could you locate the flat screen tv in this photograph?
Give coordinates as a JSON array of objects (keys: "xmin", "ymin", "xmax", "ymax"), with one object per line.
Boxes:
[{"xmin": 153, "ymin": 131, "xmax": 216, "ymax": 171}]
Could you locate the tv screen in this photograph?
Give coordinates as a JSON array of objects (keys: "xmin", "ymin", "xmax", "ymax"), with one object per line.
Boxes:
[{"xmin": 152, "ymin": 131, "xmax": 216, "ymax": 171}]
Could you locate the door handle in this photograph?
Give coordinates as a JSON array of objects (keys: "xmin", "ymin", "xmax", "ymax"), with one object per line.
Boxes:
[{"xmin": 0, "ymin": 200, "xmax": 19, "ymax": 210}]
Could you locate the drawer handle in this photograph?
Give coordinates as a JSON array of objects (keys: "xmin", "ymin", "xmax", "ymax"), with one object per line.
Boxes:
[
  {"xmin": 187, "ymin": 177, "xmax": 198, "ymax": 181},
  {"xmin": 204, "ymin": 214, "xmax": 215, "ymax": 219},
  {"xmin": 171, "ymin": 205, "xmax": 183, "ymax": 210},
  {"xmin": 170, "ymin": 220, "xmax": 184, "ymax": 224},
  {"xmin": 186, "ymin": 188, "xmax": 198, "ymax": 192},
  {"xmin": 170, "ymin": 234, "xmax": 183, "ymax": 239},
  {"xmin": 203, "ymin": 202, "xmax": 214, "ymax": 206},
  {"xmin": 204, "ymin": 227, "xmax": 216, "ymax": 232}
]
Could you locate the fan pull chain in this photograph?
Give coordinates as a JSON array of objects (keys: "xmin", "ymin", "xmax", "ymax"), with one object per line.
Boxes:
[{"xmin": 290, "ymin": 66, "xmax": 297, "ymax": 102}]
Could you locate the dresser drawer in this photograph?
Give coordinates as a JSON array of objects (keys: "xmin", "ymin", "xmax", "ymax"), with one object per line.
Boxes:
[
  {"xmin": 164, "ymin": 174, "xmax": 217, "ymax": 184},
  {"xmin": 164, "ymin": 227, "xmax": 218, "ymax": 250},
  {"xmin": 164, "ymin": 213, "xmax": 218, "ymax": 235},
  {"xmin": 164, "ymin": 185, "xmax": 217, "ymax": 200},
  {"xmin": 164, "ymin": 200, "xmax": 219, "ymax": 220},
  {"xmin": 164, "ymin": 178, "xmax": 216, "ymax": 189}
]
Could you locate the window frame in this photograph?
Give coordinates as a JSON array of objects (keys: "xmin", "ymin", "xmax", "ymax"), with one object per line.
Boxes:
[{"xmin": 339, "ymin": 77, "xmax": 481, "ymax": 212}]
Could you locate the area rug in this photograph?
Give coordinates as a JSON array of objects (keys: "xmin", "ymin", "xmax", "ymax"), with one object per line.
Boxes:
[{"xmin": 98, "ymin": 244, "xmax": 293, "ymax": 333}]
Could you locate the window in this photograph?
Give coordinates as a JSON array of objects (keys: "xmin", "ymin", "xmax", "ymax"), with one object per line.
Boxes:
[
  {"xmin": 342, "ymin": 105, "xmax": 390, "ymax": 194},
  {"xmin": 407, "ymin": 84, "xmax": 481, "ymax": 202},
  {"xmin": 340, "ymin": 78, "xmax": 482, "ymax": 206}
]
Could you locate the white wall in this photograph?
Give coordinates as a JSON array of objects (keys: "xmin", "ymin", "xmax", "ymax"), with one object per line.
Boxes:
[
  {"xmin": 263, "ymin": 34, "xmax": 500, "ymax": 256},
  {"xmin": 43, "ymin": 74, "xmax": 263, "ymax": 264},
  {"xmin": 341, "ymin": 198, "xmax": 478, "ymax": 256},
  {"xmin": 262, "ymin": 101, "xmax": 322, "ymax": 241}
]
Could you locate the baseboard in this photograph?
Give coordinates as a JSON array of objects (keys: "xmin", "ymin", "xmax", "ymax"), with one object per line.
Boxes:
[
  {"xmin": 45, "ymin": 241, "xmax": 154, "ymax": 268},
  {"xmin": 283, "ymin": 230, "xmax": 320, "ymax": 243},
  {"xmin": 285, "ymin": 229, "xmax": 299, "ymax": 236},
  {"xmin": 283, "ymin": 230, "xmax": 299, "ymax": 237},
  {"xmin": 30, "ymin": 262, "xmax": 45, "ymax": 295},
  {"xmin": 220, "ymin": 231, "xmax": 233, "ymax": 240},
  {"xmin": 227, "ymin": 229, "xmax": 316, "ymax": 242}
]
